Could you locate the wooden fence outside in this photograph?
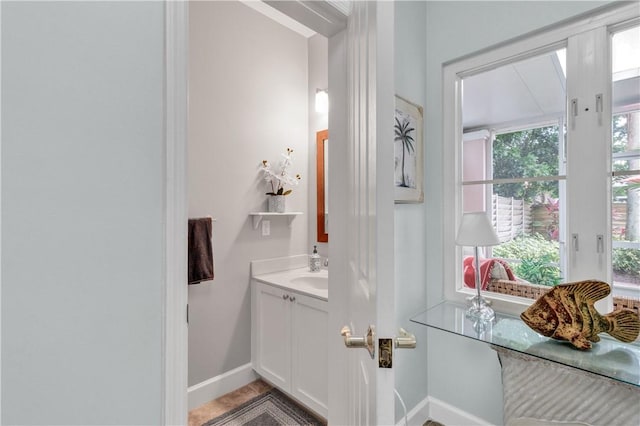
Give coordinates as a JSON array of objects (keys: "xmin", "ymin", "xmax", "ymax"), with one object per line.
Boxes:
[
  {"xmin": 491, "ymin": 198, "xmax": 628, "ymax": 242},
  {"xmin": 530, "ymin": 202, "xmax": 628, "ymax": 239},
  {"xmin": 531, "ymin": 204, "xmax": 557, "ymax": 238},
  {"xmin": 612, "ymin": 202, "xmax": 628, "ymax": 239},
  {"xmin": 491, "ymin": 195, "xmax": 532, "ymax": 243}
]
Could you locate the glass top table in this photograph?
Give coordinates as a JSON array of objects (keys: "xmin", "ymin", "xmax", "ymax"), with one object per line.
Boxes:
[{"xmin": 411, "ymin": 301, "xmax": 640, "ymax": 387}]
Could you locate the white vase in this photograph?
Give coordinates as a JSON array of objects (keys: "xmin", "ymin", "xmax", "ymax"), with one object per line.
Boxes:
[{"xmin": 268, "ymin": 195, "xmax": 285, "ymax": 213}]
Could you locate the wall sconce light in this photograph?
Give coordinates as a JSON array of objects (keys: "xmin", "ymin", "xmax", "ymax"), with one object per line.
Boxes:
[{"xmin": 315, "ymin": 89, "xmax": 328, "ymax": 114}]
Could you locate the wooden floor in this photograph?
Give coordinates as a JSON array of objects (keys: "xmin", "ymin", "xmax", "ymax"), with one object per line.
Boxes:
[{"xmin": 188, "ymin": 379, "xmax": 272, "ymax": 426}]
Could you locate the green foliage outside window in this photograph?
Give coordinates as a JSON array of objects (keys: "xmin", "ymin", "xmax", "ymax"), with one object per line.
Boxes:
[
  {"xmin": 612, "ymin": 248, "xmax": 640, "ymax": 278},
  {"xmin": 515, "ymin": 255, "xmax": 563, "ymax": 287},
  {"xmin": 490, "ymin": 118, "xmax": 638, "ymax": 285},
  {"xmin": 492, "ymin": 234, "xmax": 562, "ymax": 287},
  {"xmin": 493, "ymin": 126, "xmax": 560, "ymax": 202}
]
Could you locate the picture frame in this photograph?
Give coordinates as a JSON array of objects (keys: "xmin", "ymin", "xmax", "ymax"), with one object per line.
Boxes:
[{"xmin": 394, "ymin": 95, "xmax": 424, "ymax": 203}]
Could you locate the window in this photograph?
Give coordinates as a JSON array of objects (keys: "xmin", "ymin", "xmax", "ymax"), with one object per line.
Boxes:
[
  {"xmin": 611, "ymin": 26, "xmax": 640, "ymax": 302},
  {"xmin": 461, "ymin": 48, "xmax": 567, "ymax": 290},
  {"xmin": 443, "ymin": 4, "xmax": 640, "ymax": 317}
]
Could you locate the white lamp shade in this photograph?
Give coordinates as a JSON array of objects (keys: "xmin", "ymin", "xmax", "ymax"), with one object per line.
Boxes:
[{"xmin": 455, "ymin": 212, "xmax": 500, "ymax": 246}]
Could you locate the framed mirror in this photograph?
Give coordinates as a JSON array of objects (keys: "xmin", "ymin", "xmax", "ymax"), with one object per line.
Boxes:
[{"xmin": 316, "ymin": 129, "xmax": 328, "ymax": 242}]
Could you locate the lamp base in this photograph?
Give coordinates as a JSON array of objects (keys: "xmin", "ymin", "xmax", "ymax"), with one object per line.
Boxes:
[{"xmin": 466, "ymin": 295, "xmax": 495, "ymax": 322}]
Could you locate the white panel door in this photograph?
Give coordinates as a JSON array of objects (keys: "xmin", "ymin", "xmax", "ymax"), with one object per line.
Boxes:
[{"xmin": 328, "ymin": 2, "xmax": 396, "ymax": 425}]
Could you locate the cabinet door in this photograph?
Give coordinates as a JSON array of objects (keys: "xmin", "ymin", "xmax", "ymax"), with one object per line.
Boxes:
[
  {"xmin": 254, "ymin": 283, "xmax": 291, "ymax": 390},
  {"xmin": 291, "ymin": 293, "xmax": 328, "ymax": 417}
]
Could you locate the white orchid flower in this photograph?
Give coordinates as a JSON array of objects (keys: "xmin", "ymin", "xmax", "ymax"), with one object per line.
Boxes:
[{"xmin": 259, "ymin": 148, "xmax": 301, "ymax": 195}]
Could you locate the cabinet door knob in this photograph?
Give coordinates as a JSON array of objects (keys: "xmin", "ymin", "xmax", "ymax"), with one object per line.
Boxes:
[
  {"xmin": 290, "ymin": 296, "xmax": 296, "ymax": 302},
  {"xmin": 282, "ymin": 294, "xmax": 289, "ymax": 300}
]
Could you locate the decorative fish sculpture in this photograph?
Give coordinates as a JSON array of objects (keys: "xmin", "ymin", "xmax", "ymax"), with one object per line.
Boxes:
[{"xmin": 520, "ymin": 280, "xmax": 640, "ymax": 350}]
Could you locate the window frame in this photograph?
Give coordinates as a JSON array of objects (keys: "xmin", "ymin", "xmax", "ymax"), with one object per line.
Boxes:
[{"xmin": 443, "ymin": 4, "xmax": 640, "ymax": 316}]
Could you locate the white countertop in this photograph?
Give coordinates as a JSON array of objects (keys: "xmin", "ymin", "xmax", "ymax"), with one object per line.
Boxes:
[{"xmin": 252, "ymin": 267, "xmax": 328, "ymax": 301}]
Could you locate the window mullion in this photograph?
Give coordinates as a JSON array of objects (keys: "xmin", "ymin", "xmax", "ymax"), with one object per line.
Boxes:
[{"xmin": 565, "ymin": 26, "xmax": 612, "ymax": 286}]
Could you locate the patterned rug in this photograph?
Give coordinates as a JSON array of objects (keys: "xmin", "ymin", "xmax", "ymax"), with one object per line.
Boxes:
[{"xmin": 203, "ymin": 388, "xmax": 324, "ymax": 426}]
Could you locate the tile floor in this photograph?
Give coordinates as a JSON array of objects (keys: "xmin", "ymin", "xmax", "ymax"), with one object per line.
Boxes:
[
  {"xmin": 188, "ymin": 379, "xmax": 272, "ymax": 426},
  {"xmin": 189, "ymin": 381, "xmax": 443, "ymax": 426}
]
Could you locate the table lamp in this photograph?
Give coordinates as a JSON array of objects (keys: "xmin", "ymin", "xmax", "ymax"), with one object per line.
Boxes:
[{"xmin": 456, "ymin": 211, "xmax": 500, "ymax": 322}]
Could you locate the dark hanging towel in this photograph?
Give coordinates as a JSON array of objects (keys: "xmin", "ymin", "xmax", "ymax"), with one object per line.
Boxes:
[{"xmin": 188, "ymin": 217, "xmax": 214, "ymax": 284}]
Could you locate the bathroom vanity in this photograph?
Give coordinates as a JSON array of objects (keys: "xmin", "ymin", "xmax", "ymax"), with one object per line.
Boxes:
[{"xmin": 250, "ymin": 256, "xmax": 328, "ymax": 418}]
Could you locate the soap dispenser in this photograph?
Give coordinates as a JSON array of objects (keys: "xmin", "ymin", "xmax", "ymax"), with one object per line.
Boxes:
[{"xmin": 309, "ymin": 245, "xmax": 321, "ymax": 272}]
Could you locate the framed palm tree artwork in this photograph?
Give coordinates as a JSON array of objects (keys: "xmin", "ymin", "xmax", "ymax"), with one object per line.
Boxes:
[{"xmin": 394, "ymin": 95, "xmax": 424, "ymax": 203}]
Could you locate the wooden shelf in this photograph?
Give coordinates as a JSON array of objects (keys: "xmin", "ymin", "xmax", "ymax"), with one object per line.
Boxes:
[{"xmin": 249, "ymin": 212, "xmax": 303, "ymax": 229}]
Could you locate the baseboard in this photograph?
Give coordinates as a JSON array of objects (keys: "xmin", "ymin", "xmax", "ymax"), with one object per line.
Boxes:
[
  {"xmin": 427, "ymin": 396, "xmax": 494, "ymax": 426},
  {"xmin": 396, "ymin": 396, "xmax": 494, "ymax": 426},
  {"xmin": 187, "ymin": 363, "xmax": 258, "ymax": 410},
  {"xmin": 396, "ymin": 395, "xmax": 430, "ymax": 426}
]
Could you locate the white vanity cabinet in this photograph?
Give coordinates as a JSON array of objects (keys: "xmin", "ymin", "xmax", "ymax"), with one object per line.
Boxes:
[{"xmin": 251, "ymin": 280, "xmax": 328, "ymax": 418}]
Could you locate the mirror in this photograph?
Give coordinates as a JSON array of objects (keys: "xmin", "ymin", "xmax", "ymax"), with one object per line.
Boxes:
[{"xmin": 316, "ymin": 129, "xmax": 328, "ymax": 242}]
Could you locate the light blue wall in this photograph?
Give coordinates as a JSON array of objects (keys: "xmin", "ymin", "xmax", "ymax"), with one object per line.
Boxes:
[
  {"xmin": 2, "ymin": 2, "xmax": 165, "ymax": 424},
  {"xmin": 394, "ymin": 2, "xmax": 429, "ymax": 423},
  {"xmin": 423, "ymin": 1, "xmax": 615, "ymax": 424}
]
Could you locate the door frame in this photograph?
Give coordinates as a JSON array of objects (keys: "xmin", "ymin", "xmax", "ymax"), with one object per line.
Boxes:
[
  {"xmin": 163, "ymin": 1, "xmax": 189, "ymax": 424},
  {"xmin": 162, "ymin": 2, "xmax": 360, "ymax": 424},
  {"xmin": 326, "ymin": 26, "xmax": 350, "ymax": 426}
]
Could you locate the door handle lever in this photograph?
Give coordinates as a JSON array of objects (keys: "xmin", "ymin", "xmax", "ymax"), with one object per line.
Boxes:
[
  {"xmin": 341, "ymin": 325, "xmax": 375, "ymax": 359},
  {"xmin": 394, "ymin": 328, "xmax": 416, "ymax": 349},
  {"xmin": 341, "ymin": 326, "xmax": 365, "ymax": 347}
]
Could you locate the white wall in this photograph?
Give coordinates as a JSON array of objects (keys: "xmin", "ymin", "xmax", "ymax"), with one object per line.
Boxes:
[
  {"xmin": 308, "ymin": 34, "xmax": 328, "ymax": 258},
  {"xmin": 423, "ymin": 2, "xmax": 615, "ymax": 424},
  {"xmin": 1, "ymin": 2, "xmax": 165, "ymax": 424},
  {"xmin": 393, "ymin": 1, "xmax": 429, "ymax": 423},
  {"xmin": 188, "ymin": 1, "xmax": 309, "ymax": 386}
]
